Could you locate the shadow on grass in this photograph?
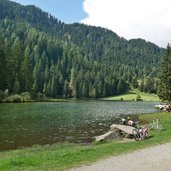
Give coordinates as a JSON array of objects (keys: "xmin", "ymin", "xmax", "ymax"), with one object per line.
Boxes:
[
  {"xmin": 161, "ymin": 128, "xmax": 167, "ymax": 132},
  {"xmin": 146, "ymin": 135, "xmax": 154, "ymax": 140}
]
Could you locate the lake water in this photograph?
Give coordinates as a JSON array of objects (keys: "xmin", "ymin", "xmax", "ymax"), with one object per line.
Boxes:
[{"xmin": 0, "ymin": 101, "xmax": 160, "ymax": 151}]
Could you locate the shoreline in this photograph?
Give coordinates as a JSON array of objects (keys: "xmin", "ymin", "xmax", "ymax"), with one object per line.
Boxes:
[{"xmin": 0, "ymin": 112, "xmax": 170, "ymax": 170}]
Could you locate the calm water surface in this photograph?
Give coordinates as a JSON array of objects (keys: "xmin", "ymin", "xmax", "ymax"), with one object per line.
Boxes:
[{"xmin": 0, "ymin": 101, "xmax": 160, "ymax": 150}]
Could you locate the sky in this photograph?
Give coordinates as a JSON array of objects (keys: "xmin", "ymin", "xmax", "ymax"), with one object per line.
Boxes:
[
  {"xmin": 11, "ymin": 0, "xmax": 87, "ymax": 24},
  {"xmin": 11, "ymin": 0, "xmax": 171, "ymax": 47}
]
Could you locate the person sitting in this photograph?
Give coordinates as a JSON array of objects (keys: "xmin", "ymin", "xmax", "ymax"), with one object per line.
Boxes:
[
  {"xmin": 127, "ymin": 118, "xmax": 134, "ymax": 126},
  {"xmin": 121, "ymin": 118, "xmax": 126, "ymax": 125}
]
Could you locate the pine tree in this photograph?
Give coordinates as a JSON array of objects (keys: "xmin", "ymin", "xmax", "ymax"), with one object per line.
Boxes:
[
  {"xmin": 0, "ymin": 38, "xmax": 7, "ymax": 90},
  {"xmin": 0, "ymin": 0, "xmax": 165, "ymax": 99},
  {"xmin": 13, "ymin": 78, "xmax": 20, "ymax": 94},
  {"xmin": 82, "ymin": 81, "xmax": 88, "ymax": 98},
  {"xmin": 139, "ymin": 80, "xmax": 144, "ymax": 92},
  {"xmin": 63, "ymin": 80, "xmax": 69, "ymax": 97},
  {"xmin": 69, "ymin": 68, "xmax": 77, "ymax": 97},
  {"xmin": 158, "ymin": 44, "xmax": 171, "ymax": 101},
  {"xmin": 131, "ymin": 77, "xmax": 138, "ymax": 89},
  {"xmin": 117, "ymin": 79, "xmax": 124, "ymax": 95},
  {"xmin": 20, "ymin": 56, "xmax": 33, "ymax": 92}
]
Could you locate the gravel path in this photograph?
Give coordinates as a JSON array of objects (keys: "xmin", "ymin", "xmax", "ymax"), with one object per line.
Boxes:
[{"xmin": 69, "ymin": 142, "xmax": 171, "ymax": 171}]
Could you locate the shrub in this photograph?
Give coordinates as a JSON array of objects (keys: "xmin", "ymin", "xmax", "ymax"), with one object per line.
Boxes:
[
  {"xmin": 120, "ymin": 97, "xmax": 124, "ymax": 101},
  {"xmin": 20, "ymin": 92, "xmax": 31, "ymax": 102},
  {"xmin": 4, "ymin": 94, "xmax": 23, "ymax": 103},
  {"xmin": 136, "ymin": 94, "xmax": 142, "ymax": 101}
]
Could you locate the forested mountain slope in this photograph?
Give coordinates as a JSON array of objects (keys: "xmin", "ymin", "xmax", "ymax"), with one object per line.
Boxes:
[{"xmin": 0, "ymin": 0, "xmax": 165, "ymax": 99}]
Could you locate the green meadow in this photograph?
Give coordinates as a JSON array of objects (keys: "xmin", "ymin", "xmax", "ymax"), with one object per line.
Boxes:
[{"xmin": 102, "ymin": 89, "xmax": 160, "ymax": 102}]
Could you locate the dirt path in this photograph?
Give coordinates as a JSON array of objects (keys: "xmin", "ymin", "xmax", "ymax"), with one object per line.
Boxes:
[{"xmin": 69, "ymin": 142, "xmax": 171, "ymax": 171}]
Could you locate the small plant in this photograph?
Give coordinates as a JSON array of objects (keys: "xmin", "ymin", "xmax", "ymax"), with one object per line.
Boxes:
[
  {"xmin": 136, "ymin": 94, "xmax": 142, "ymax": 101},
  {"xmin": 120, "ymin": 97, "xmax": 124, "ymax": 101}
]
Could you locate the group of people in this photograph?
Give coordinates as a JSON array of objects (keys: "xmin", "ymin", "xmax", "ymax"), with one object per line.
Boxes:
[
  {"xmin": 161, "ymin": 104, "xmax": 171, "ymax": 112},
  {"xmin": 121, "ymin": 117, "xmax": 135, "ymax": 126}
]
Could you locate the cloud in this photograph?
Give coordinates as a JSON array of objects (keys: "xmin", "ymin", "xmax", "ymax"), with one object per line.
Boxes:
[{"xmin": 81, "ymin": 0, "xmax": 171, "ymax": 47}]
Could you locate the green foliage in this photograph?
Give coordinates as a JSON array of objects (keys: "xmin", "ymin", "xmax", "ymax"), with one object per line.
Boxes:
[
  {"xmin": 136, "ymin": 94, "xmax": 142, "ymax": 101},
  {"xmin": 0, "ymin": 38, "xmax": 7, "ymax": 90},
  {"xmin": 117, "ymin": 79, "xmax": 129, "ymax": 94},
  {"xmin": 140, "ymin": 77, "xmax": 157, "ymax": 93},
  {"xmin": 131, "ymin": 78, "xmax": 139, "ymax": 89},
  {"xmin": 0, "ymin": 0, "xmax": 164, "ymax": 99},
  {"xmin": 158, "ymin": 44, "xmax": 171, "ymax": 101},
  {"xmin": 102, "ymin": 89, "xmax": 160, "ymax": 101},
  {"xmin": 0, "ymin": 90, "xmax": 5, "ymax": 101},
  {"xmin": 120, "ymin": 97, "xmax": 124, "ymax": 101},
  {"xmin": 20, "ymin": 92, "xmax": 31, "ymax": 102},
  {"xmin": 3, "ymin": 94, "xmax": 23, "ymax": 103},
  {"xmin": 13, "ymin": 78, "xmax": 20, "ymax": 94}
]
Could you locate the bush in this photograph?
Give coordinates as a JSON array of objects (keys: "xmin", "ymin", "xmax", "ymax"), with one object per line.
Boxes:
[
  {"xmin": 136, "ymin": 94, "xmax": 142, "ymax": 101},
  {"xmin": 20, "ymin": 92, "xmax": 31, "ymax": 102},
  {"xmin": 4, "ymin": 94, "xmax": 23, "ymax": 103},
  {"xmin": 120, "ymin": 97, "xmax": 124, "ymax": 101}
]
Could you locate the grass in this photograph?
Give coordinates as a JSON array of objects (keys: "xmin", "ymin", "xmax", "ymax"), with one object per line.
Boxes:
[
  {"xmin": 0, "ymin": 112, "xmax": 171, "ymax": 171},
  {"xmin": 102, "ymin": 89, "xmax": 160, "ymax": 101}
]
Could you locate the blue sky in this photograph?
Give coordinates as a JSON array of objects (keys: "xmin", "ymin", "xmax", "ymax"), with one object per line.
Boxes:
[
  {"xmin": 11, "ymin": 0, "xmax": 87, "ymax": 24},
  {"xmin": 11, "ymin": 0, "xmax": 171, "ymax": 47}
]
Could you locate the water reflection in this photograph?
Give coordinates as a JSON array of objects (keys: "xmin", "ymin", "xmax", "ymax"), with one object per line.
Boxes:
[{"xmin": 0, "ymin": 101, "xmax": 160, "ymax": 150}]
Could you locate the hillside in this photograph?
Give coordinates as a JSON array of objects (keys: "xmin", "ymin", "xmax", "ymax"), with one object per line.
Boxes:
[{"xmin": 0, "ymin": 0, "xmax": 164, "ymax": 99}]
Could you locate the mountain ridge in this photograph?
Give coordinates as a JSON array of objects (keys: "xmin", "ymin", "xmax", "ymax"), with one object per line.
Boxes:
[
  {"xmin": 0, "ymin": 0, "xmax": 162, "ymax": 48},
  {"xmin": 0, "ymin": 0, "xmax": 165, "ymax": 99}
]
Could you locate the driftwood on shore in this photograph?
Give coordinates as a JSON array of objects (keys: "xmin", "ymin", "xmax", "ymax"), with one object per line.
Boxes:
[{"xmin": 95, "ymin": 124, "xmax": 135, "ymax": 142}]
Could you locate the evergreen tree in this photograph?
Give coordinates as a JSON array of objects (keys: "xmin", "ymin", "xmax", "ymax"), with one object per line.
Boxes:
[
  {"xmin": 0, "ymin": 0, "xmax": 165, "ymax": 99},
  {"xmin": 139, "ymin": 80, "xmax": 144, "ymax": 92},
  {"xmin": 13, "ymin": 78, "xmax": 20, "ymax": 94},
  {"xmin": 63, "ymin": 80, "xmax": 69, "ymax": 97},
  {"xmin": 69, "ymin": 68, "xmax": 77, "ymax": 97},
  {"xmin": 131, "ymin": 78, "xmax": 138, "ymax": 89},
  {"xmin": 20, "ymin": 56, "xmax": 33, "ymax": 92},
  {"xmin": 117, "ymin": 79, "xmax": 125, "ymax": 94},
  {"xmin": 0, "ymin": 38, "xmax": 7, "ymax": 90},
  {"xmin": 158, "ymin": 45, "xmax": 171, "ymax": 101}
]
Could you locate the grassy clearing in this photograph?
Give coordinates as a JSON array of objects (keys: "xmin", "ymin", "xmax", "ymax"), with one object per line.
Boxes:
[
  {"xmin": 0, "ymin": 112, "xmax": 171, "ymax": 171},
  {"xmin": 102, "ymin": 89, "xmax": 160, "ymax": 101}
]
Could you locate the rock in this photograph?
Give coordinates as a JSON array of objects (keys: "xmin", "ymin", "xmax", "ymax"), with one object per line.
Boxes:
[
  {"xmin": 95, "ymin": 130, "xmax": 120, "ymax": 142},
  {"xmin": 95, "ymin": 124, "xmax": 135, "ymax": 142},
  {"xmin": 110, "ymin": 124, "xmax": 135, "ymax": 134}
]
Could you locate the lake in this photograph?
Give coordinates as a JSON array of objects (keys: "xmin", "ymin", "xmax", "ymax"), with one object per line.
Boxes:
[{"xmin": 0, "ymin": 101, "xmax": 160, "ymax": 151}]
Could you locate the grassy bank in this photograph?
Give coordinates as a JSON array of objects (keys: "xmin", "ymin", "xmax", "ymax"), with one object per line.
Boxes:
[
  {"xmin": 0, "ymin": 112, "xmax": 171, "ymax": 171},
  {"xmin": 102, "ymin": 89, "xmax": 160, "ymax": 101}
]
